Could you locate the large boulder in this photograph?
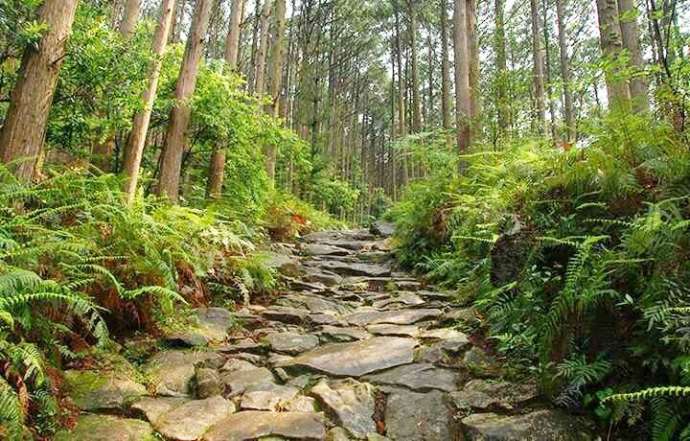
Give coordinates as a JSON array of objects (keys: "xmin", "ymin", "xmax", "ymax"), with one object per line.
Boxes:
[
  {"xmin": 311, "ymin": 378, "xmax": 377, "ymax": 439},
  {"xmin": 203, "ymin": 411, "xmax": 327, "ymax": 441},
  {"xmin": 64, "ymin": 370, "xmax": 146, "ymax": 412},
  {"xmin": 54, "ymin": 414, "xmax": 155, "ymax": 441},
  {"xmin": 384, "ymin": 390, "xmax": 457, "ymax": 441},
  {"xmin": 143, "ymin": 350, "xmax": 222, "ymax": 397}
]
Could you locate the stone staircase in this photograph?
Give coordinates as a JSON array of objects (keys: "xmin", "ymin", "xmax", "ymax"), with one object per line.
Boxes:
[{"xmin": 56, "ymin": 228, "xmax": 594, "ymax": 441}]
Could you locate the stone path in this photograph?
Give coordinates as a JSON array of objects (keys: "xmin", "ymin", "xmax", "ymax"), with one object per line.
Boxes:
[{"xmin": 57, "ymin": 227, "xmax": 594, "ymax": 441}]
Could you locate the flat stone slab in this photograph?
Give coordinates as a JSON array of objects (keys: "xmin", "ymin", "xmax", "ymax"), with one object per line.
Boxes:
[
  {"xmin": 345, "ymin": 308, "xmax": 443, "ymax": 326},
  {"xmin": 240, "ymin": 384, "xmax": 300, "ymax": 411},
  {"xmin": 261, "ymin": 306, "xmax": 310, "ymax": 324},
  {"xmin": 366, "ymin": 324, "xmax": 420, "ymax": 337},
  {"xmin": 451, "ymin": 379, "xmax": 539, "ymax": 412},
  {"xmin": 311, "ymin": 378, "xmax": 377, "ymax": 439},
  {"xmin": 154, "ymin": 396, "xmax": 236, "ymax": 441},
  {"xmin": 317, "ymin": 260, "xmax": 391, "ymax": 277},
  {"xmin": 195, "ymin": 307, "xmax": 234, "ymax": 342},
  {"xmin": 131, "ymin": 397, "xmax": 189, "ymax": 423},
  {"xmin": 264, "ymin": 331, "xmax": 319, "ymax": 354},
  {"xmin": 420, "ymin": 328, "xmax": 469, "ymax": 342},
  {"xmin": 319, "ymin": 325, "xmax": 371, "ymax": 342},
  {"xmin": 364, "ymin": 363, "xmax": 459, "ymax": 392},
  {"xmin": 64, "ymin": 370, "xmax": 147, "ymax": 411},
  {"xmin": 385, "ymin": 390, "xmax": 456, "ymax": 441},
  {"xmin": 203, "ymin": 411, "xmax": 326, "ymax": 441},
  {"xmin": 373, "ymin": 292, "xmax": 425, "ymax": 309},
  {"xmin": 280, "ymin": 337, "xmax": 416, "ymax": 377},
  {"xmin": 143, "ymin": 350, "xmax": 222, "ymax": 396},
  {"xmin": 55, "ymin": 414, "xmax": 154, "ymax": 441},
  {"xmin": 462, "ymin": 410, "xmax": 594, "ymax": 441},
  {"xmin": 303, "ymin": 243, "xmax": 352, "ymax": 256},
  {"xmin": 221, "ymin": 367, "xmax": 276, "ymax": 396}
]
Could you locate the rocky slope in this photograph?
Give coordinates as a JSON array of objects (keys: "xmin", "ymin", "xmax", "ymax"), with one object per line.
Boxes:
[{"xmin": 56, "ymin": 227, "xmax": 594, "ymax": 441}]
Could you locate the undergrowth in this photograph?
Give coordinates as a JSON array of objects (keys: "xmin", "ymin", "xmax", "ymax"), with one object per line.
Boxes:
[{"xmin": 391, "ymin": 113, "xmax": 690, "ymax": 440}]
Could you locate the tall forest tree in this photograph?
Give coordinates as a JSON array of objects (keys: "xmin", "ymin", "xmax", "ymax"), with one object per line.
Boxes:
[{"xmin": 0, "ymin": 0, "xmax": 79, "ymax": 182}]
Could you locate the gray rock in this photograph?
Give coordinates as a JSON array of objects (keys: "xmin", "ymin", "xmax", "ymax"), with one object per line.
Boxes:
[
  {"xmin": 164, "ymin": 331, "xmax": 209, "ymax": 347},
  {"xmin": 131, "ymin": 397, "xmax": 188, "ymax": 423},
  {"xmin": 328, "ymin": 427, "xmax": 352, "ymax": 441},
  {"xmin": 203, "ymin": 411, "xmax": 327, "ymax": 441},
  {"xmin": 221, "ymin": 367, "xmax": 276, "ymax": 396},
  {"xmin": 195, "ymin": 367, "xmax": 223, "ymax": 398},
  {"xmin": 372, "ymin": 292, "xmax": 425, "ymax": 309},
  {"xmin": 54, "ymin": 414, "xmax": 154, "ymax": 441},
  {"xmin": 319, "ymin": 325, "xmax": 372, "ymax": 342},
  {"xmin": 286, "ymin": 395, "xmax": 318, "ymax": 412},
  {"xmin": 451, "ymin": 379, "xmax": 539, "ymax": 412},
  {"xmin": 303, "ymin": 243, "xmax": 352, "ymax": 256},
  {"xmin": 153, "ymin": 396, "xmax": 235, "ymax": 441},
  {"xmin": 463, "ymin": 347, "xmax": 502, "ymax": 378},
  {"xmin": 262, "ymin": 306, "xmax": 310, "ymax": 324},
  {"xmin": 384, "ymin": 390, "xmax": 456, "ymax": 441},
  {"xmin": 420, "ymin": 328, "xmax": 469, "ymax": 342},
  {"xmin": 195, "ymin": 307, "xmax": 234, "ymax": 343},
  {"xmin": 364, "ymin": 363, "xmax": 459, "ymax": 392},
  {"xmin": 221, "ymin": 358, "xmax": 257, "ymax": 373},
  {"xmin": 370, "ymin": 221, "xmax": 395, "ymax": 237},
  {"xmin": 308, "ymin": 313, "xmax": 342, "ymax": 326},
  {"xmin": 265, "ymin": 331, "xmax": 320, "ymax": 354},
  {"xmin": 366, "ymin": 324, "xmax": 420, "ymax": 338},
  {"xmin": 264, "ymin": 252, "xmax": 302, "ymax": 276},
  {"xmin": 64, "ymin": 370, "xmax": 147, "ymax": 412},
  {"xmin": 461, "ymin": 410, "xmax": 593, "ymax": 441},
  {"xmin": 240, "ymin": 384, "xmax": 300, "ymax": 411},
  {"xmin": 280, "ymin": 337, "xmax": 416, "ymax": 377},
  {"xmin": 345, "ymin": 309, "xmax": 443, "ymax": 326},
  {"xmin": 311, "ymin": 378, "xmax": 377, "ymax": 439},
  {"xmin": 143, "ymin": 350, "xmax": 222, "ymax": 397},
  {"xmin": 318, "ymin": 261, "xmax": 391, "ymax": 277}
]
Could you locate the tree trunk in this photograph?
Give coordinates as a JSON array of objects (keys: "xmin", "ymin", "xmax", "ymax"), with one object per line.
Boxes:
[
  {"xmin": 530, "ymin": 0, "xmax": 547, "ymax": 135},
  {"xmin": 394, "ymin": 2, "xmax": 406, "ymax": 137},
  {"xmin": 440, "ymin": 0, "xmax": 451, "ymax": 130},
  {"xmin": 157, "ymin": 0, "xmax": 213, "ymax": 203},
  {"xmin": 556, "ymin": 0, "xmax": 576, "ymax": 141},
  {"xmin": 0, "ymin": 0, "xmax": 79, "ymax": 182},
  {"xmin": 123, "ymin": 0, "xmax": 176, "ymax": 204},
  {"xmin": 264, "ymin": 0, "xmax": 287, "ymax": 182},
  {"xmin": 466, "ymin": 0, "xmax": 480, "ymax": 122},
  {"xmin": 224, "ymin": 0, "xmax": 244, "ymax": 69},
  {"xmin": 618, "ymin": 0, "xmax": 649, "ymax": 112},
  {"xmin": 407, "ymin": 0, "xmax": 422, "ymax": 133},
  {"xmin": 254, "ymin": 0, "xmax": 272, "ymax": 94},
  {"xmin": 453, "ymin": 0, "xmax": 472, "ymax": 158},
  {"xmin": 595, "ymin": 0, "xmax": 631, "ymax": 110},
  {"xmin": 207, "ymin": 0, "xmax": 244, "ymax": 200},
  {"xmin": 119, "ymin": 0, "xmax": 141, "ymax": 38},
  {"xmin": 494, "ymin": 0, "xmax": 509, "ymax": 135}
]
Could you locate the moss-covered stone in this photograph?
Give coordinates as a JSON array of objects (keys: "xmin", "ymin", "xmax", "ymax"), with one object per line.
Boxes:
[{"xmin": 54, "ymin": 414, "xmax": 155, "ymax": 441}]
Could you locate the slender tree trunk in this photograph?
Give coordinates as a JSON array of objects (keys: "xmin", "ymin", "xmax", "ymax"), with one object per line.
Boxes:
[
  {"xmin": 0, "ymin": 0, "xmax": 79, "ymax": 182},
  {"xmin": 618, "ymin": 0, "xmax": 649, "ymax": 112},
  {"xmin": 595, "ymin": 0, "xmax": 632, "ymax": 110},
  {"xmin": 394, "ymin": 3, "xmax": 406, "ymax": 137},
  {"xmin": 207, "ymin": 0, "xmax": 244, "ymax": 200},
  {"xmin": 171, "ymin": 0, "xmax": 187, "ymax": 43},
  {"xmin": 556, "ymin": 0, "xmax": 576, "ymax": 141},
  {"xmin": 440, "ymin": 0, "xmax": 451, "ymax": 130},
  {"xmin": 466, "ymin": 0, "xmax": 480, "ymax": 122},
  {"xmin": 530, "ymin": 0, "xmax": 547, "ymax": 134},
  {"xmin": 453, "ymin": 0, "xmax": 472, "ymax": 159},
  {"xmin": 224, "ymin": 0, "xmax": 244, "ymax": 68},
  {"xmin": 119, "ymin": 0, "xmax": 141, "ymax": 37},
  {"xmin": 123, "ymin": 0, "xmax": 175, "ymax": 204},
  {"xmin": 264, "ymin": 0, "xmax": 287, "ymax": 182},
  {"xmin": 157, "ymin": 0, "xmax": 213, "ymax": 202},
  {"xmin": 407, "ymin": 0, "xmax": 422, "ymax": 133},
  {"xmin": 254, "ymin": 0, "xmax": 272, "ymax": 94},
  {"xmin": 494, "ymin": 0, "xmax": 509, "ymax": 135}
]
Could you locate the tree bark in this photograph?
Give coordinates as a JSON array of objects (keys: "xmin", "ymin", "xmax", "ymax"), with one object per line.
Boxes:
[
  {"xmin": 440, "ymin": 0, "xmax": 451, "ymax": 130},
  {"xmin": 119, "ymin": 0, "xmax": 141, "ymax": 38},
  {"xmin": 407, "ymin": 0, "xmax": 422, "ymax": 133},
  {"xmin": 595, "ymin": 0, "xmax": 631, "ymax": 110},
  {"xmin": 494, "ymin": 0, "xmax": 509, "ymax": 135},
  {"xmin": 556, "ymin": 0, "xmax": 576, "ymax": 141},
  {"xmin": 394, "ymin": 2, "xmax": 406, "ymax": 137},
  {"xmin": 157, "ymin": 0, "xmax": 213, "ymax": 203},
  {"xmin": 530, "ymin": 0, "xmax": 547, "ymax": 135},
  {"xmin": 122, "ymin": 0, "xmax": 176, "ymax": 204},
  {"xmin": 453, "ymin": 0, "xmax": 472, "ymax": 158},
  {"xmin": 264, "ymin": 0, "xmax": 287, "ymax": 182},
  {"xmin": 207, "ymin": 0, "xmax": 245, "ymax": 200},
  {"xmin": 618, "ymin": 0, "xmax": 649, "ymax": 112},
  {"xmin": 254, "ymin": 0, "xmax": 272, "ymax": 94},
  {"xmin": 0, "ymin": 0, "xmax": 79, "ymax": 182},
  {"xmin": 224, "ymin": 0, "xmax": 244, "ymax": 69},
  {"xmin": 466, "ymin": 0, "xmax": 480, "ymax": 122}
]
